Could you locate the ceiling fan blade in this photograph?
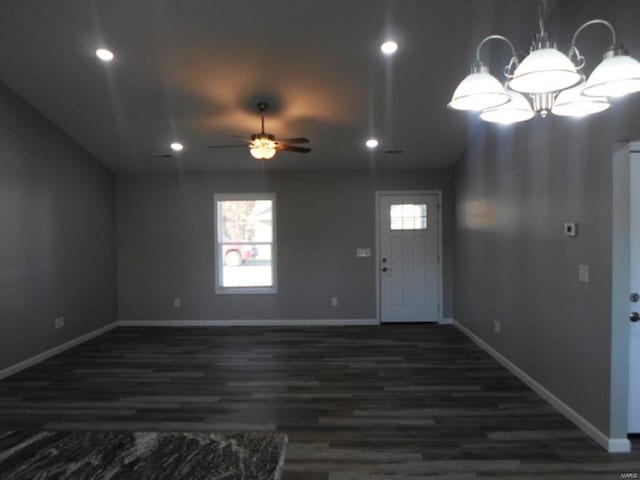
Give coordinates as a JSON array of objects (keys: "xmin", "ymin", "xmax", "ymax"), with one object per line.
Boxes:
[
  {"xmin": 278, "ymin": 144, "xmax": 312, "ymax": 154},
  {"xmin": 277, "ymin": 137, "xmax": 310, "ymax": 144},
  {"xmin": 231, "ymin": 136, "xmax": 253, "ymax": 142},
  {"xmin": 207, "ymin": 144, "xmax": 248, "ymax": 149}
]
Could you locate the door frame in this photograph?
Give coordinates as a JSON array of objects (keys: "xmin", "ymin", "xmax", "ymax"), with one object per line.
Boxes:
[
  {"xmin": 375, "ymin": 190, "xmax": 443, "ymax": 325},
  {"xmin": 611, "ymin": 141, "xmax": 640, "ymax": 448}
]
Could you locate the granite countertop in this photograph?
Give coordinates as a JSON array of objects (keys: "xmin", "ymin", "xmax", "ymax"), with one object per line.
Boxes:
[{"xmin": 0, "ymin": 431, "xmax": 287, "ymax": 480}]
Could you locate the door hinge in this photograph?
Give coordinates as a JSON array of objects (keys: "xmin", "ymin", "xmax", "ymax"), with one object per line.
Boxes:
[{"xmin": 437, "ymin": 254, "xmax": 440, "ymax": 263}]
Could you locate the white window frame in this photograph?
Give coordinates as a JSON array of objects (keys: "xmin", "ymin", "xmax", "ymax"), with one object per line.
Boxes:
[{"xmin": 214, "ymin": 193, "xmax": 278, "ymax": 295}]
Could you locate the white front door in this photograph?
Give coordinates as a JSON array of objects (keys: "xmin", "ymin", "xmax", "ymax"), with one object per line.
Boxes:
[
  {"xmin": 378, "ymin": 193, "xmax": 440, "ymax": 323},
  {"xmin": 628, "ymin": 151, "xmax": 640, "ymax": 433}
]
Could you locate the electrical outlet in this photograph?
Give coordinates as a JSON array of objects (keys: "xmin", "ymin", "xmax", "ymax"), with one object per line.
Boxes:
[
  {"xmin": 493, "ymin": 319, "xmax": 501, "ymax": 334},
  {"xmin": 578, "ymin": 265, "xmax": 589, "ymax": 283},
  {"xmin": 331, "ymin": 296, "xmax": 339, "ymax": 307},
  {"xmin": 55, "ymin": 316, "xmax": 65, "ymax": 329},
  {"xmin": 564, "ymin": 222, "xmax": 577, "ymax": 237},
  {"xmin": 174, "ymin": 298, "xmax": 181, "ymax": 308}
]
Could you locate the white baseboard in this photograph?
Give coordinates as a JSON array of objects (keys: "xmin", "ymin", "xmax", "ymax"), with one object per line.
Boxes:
[
  {"xmin": 118, "ymin": 319, "xmax": 379, "ymax": 327},
  {"xmin": 0, "ymin": 322, "xmax": 119, "ymax": 381},
  {"xmin": 439, "ymin": 318, "xmax": 454, "ymax": 325},
  {"xmin": 453, "ymin": 320, "xmax": 630, "ymax": 453}
]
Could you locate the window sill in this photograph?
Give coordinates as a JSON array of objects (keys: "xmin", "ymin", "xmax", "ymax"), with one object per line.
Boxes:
[{"xmin": 215, "ymin": 286, "xmax": 278, "ymax": 295}]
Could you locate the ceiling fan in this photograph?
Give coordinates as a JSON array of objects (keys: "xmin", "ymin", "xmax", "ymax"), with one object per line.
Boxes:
[{"xmin": 207, "ymin": 102, "xmax": 311, "ymax": 160}]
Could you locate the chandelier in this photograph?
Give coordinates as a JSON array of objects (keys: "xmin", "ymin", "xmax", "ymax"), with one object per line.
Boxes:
[{"xmin": 448, "ymin": 0, "xmax": 640, "ymax": 124}]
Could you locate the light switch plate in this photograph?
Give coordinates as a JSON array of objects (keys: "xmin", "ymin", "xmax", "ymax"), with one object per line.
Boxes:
[
  {"xmin": 578, "ymin": 265, "xmax": 589, "ymax": 283},
  {"xmin": 356, "ymin": 248, "xmax": 371, "ymax": 257}
]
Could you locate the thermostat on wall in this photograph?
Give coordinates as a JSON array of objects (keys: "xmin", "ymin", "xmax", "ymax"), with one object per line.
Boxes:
[{"xmin": 564, "ymin": 222, "xmax": 578, "ymax": 237}]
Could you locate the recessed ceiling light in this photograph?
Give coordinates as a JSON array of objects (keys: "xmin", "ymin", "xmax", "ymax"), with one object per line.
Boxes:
[
  {"xmin": 170, "ymin": 142, "xmax": 184, "ymax": 152},
  {"xmin": 95, "ymin": 48, "xmax": 114, "ymax": 62},
  {"xmin": 380, "ymin": 41, "xmax": 398, "ymax": 55},
  {"xmin": 366, "ymin": 138, "xmax": 379, "ymax": 149}
]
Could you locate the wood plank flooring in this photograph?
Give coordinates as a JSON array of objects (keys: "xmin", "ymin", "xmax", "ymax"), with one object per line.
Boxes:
[{"xmin": 1, "ymin": 325, "xmax": 639, "ymax": 478}]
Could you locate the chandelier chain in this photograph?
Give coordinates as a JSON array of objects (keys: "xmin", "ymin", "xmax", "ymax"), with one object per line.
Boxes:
[{"xmin": 537, "ymin": 0, "xmax": 547, "ymax": 36}]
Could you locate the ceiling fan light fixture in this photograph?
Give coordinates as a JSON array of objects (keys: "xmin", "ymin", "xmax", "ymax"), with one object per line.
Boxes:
[
  {"xmin": 509, "ymin": 47, "xmax": 582, "ymax": 94},
  {"xmin": 209, "ymin": 102, "xmax": 310, "ymax": 159},
  {"xmin": 250, "ymin": 137, "xmax": 277, "ymax": 160},
  {"xmin": 480, "ymin": 91, "xmax": 535, "ymax": 124},
  {"xmin": 448, "ymin": 64, "xmax": 510, "ymax": 111},
  {"xmin": 582, "ymin": 49, "xmax": 640, "ymax": 98}
]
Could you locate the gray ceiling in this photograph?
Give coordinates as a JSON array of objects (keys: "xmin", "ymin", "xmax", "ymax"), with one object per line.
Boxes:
[{"xmin": 0, "ymin": 0, "xmax": 629, "ymax": 173}]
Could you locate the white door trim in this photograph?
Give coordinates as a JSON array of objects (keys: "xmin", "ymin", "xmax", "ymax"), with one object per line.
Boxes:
[
  {"xmin": 375, "ymin": 190, "xmax": 443, "ymax": 324},
  {"xmin": 611, "ymin": 141, "xmax": 640, "ymax": 438}
]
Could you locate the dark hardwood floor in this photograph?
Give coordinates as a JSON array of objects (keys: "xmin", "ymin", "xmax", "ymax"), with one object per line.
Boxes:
[{"xmin": 1, "ymin": 325, "xmax": 639, "ymax": 478}]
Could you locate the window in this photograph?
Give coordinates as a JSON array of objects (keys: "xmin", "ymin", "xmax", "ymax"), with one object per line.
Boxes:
[
  {"xmin": 390, "ymin": 203, "xmax": 427, "ymax": 230},
  {"xmin": 214, "ymin": 193, "xmax": 276, "ymax": 294}
]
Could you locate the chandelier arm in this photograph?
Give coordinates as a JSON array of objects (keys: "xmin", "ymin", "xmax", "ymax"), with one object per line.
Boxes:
[
  {"xmin": 567, "ymin": 46, "xmax": 586, "ymax": 71},
  {"xmin": 475, "ymin": 35, "xmax": 518, "ymax": 64},
  {"xmin": 504, "ymin": 56, "xmax": 520, "ymax": 79},
  {"xmin": 570, "ymin": 19, "xmax": 617, "ymax": 52}
]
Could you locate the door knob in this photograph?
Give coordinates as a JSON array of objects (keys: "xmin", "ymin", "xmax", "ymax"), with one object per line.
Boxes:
[
  {"xmin": 382, "ymin": 267, "xmax": 391, "ymax": 272},
  {"xmin": 631, "ymin": 312, "xmax": 640, "ymax": 323}
]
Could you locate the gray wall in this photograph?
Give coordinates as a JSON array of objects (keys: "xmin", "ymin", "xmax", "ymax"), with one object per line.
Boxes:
[
  {"xmin": 453, "ymin": 0, "xmax": 640, "ymax": 438},
  {"xmin": 0, "ymin": 83, "xmax": 117, "ymax": 371},
  {"xmin": 453, "ymin": 0, "xmax": 640, "ymax": 436},
  {"xmin": 117, "ymin": 170, "xmax": 453, "ymax": 321}
]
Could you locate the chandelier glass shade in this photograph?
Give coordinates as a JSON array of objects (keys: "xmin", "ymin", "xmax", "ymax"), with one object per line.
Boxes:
[
  {"xmin": 448, "ymin": 65, "xmax": 510, "ymax": 111},
  {"xmin": 551, "ymin": 83, "xmax": 611, "ymax": 117},
  {"xmin": 480, "ymin": 91, "xmax": 535, "ymax": 124},
  {"xmin": 509, "ymin": 48, "xmax": 582, "ymax": 93},
  {"xmin": 582, "ymin": 52, "xmax": 640, "ymax": 98},
  {"xmin": 449, "ymin": 0, "xmax": 640, "ymax": 124}
]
